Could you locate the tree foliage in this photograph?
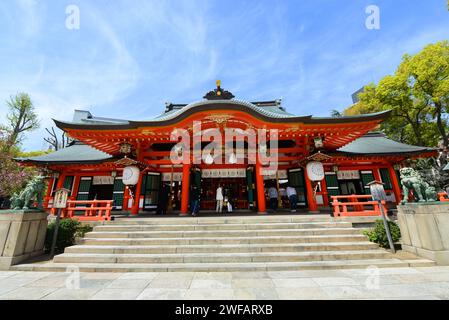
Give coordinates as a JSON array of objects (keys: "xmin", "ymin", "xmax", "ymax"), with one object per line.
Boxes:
[
  {"xmin": 0, "ymin": 93, "xmax": 42, "ymax": 201},
  {"xmin": 344, "ymin": 41, "xmax": 449, "ymax": 148},
  {"xmin": 2, "ymin": 93, "xmax": 40, "ymax": 149},
  {"xmin": 0, "ymin": 134, "xmax": 38, "ymax": 198}
]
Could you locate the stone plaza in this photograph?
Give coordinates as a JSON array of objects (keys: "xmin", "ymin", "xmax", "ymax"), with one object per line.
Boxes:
[{"xmin": 1, "ymin": 267, "xmax": 449, "ymax": 300}]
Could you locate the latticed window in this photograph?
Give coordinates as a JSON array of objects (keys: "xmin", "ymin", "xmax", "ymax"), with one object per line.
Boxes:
[
  {"xmin": 379, "ymin": 168, "xmax": 393, "ymax": 190},
  {"xmin": 112, "ymin": 177, "xmax": 125, "ymax": 208},
  {"xmin": 288, "ymin": 169, "xmax": 306, "ymax": 206},
  {"xmin": 76, "ymin": 177, "xmax": 92, "ymax": 201},
  {"xmin": 360, "ymin": 171, "xmax": 375, "ymax": 194}
]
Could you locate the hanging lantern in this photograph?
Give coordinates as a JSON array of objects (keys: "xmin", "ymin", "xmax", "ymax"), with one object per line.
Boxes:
[
  {"xmin": 306, "ymin": 161, "xmax": 325, "ymax": 181},
  {"xmin": 122, "ymin": 166, "xmax": 140, "ymax": 185},
  {"xmin": 228, "ymin": 152, "xmax": 237, "ymax": 164},
  {"xmin": 203, "ymin": 153, "xmax": 214, "ymax": 165}
]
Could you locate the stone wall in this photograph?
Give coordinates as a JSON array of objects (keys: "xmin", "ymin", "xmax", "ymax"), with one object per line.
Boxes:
[
  {"xmin": 397, "ymin": 203, "xmax": 449, "ymax": 265},
  {"xmin": 0, "ymin": 210, "xmax": 48, "ymax": 270}
]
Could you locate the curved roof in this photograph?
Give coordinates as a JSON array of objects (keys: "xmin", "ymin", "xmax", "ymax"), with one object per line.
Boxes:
[
  {"xmin": 338, "ymin": 132, "xmax": 435, "ymax": 155},
  {"xmin": 16, "ymin": 141, "xmax": 112, "ymax": 165},
  {"xmin": 17, "ymin": 132, "xmax": 435, "ymax": 165},
  {"xmin": 54, "ymin": 99, "xmax": 391, "ymax": 131}
]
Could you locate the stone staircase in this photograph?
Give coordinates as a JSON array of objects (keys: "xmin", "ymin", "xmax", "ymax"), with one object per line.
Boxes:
[{"xmin": 13, "ymin": 215, "xmax": 434, "ymax": 272}]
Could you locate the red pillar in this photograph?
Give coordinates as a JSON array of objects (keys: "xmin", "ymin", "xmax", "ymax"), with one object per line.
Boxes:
[
  {"xmin": 255, "ymin": 160, "xmax": 266, "ymax": 214},
  {"xmin": 43, "ymin": 177, "xmax": 54, "ymax": 210},
  {"xmin": 123, "ymin": 186, "xmax": 130, "ymax": 211},
  {"xmin": 70, "ymin": 175, "xmax": 80, "ymax": 200},
  {"xmin": 131, "ymin": 172, "xmax": 143, "ymax": 215},
  {"xmin": 320, "ymin": 175, "xmax": 329, "ymax": 207},
  {"xmin": 389, "ymin": 165, "xmax": 402, "ymax": 204},
  {"xmin": 180, "ymin": 163, "xmax": 191, "ymax": 215},
  {"xmin": 52, "ymin": 173, "xmax": 66, "ymax": 216},
  {"xmin": 304, "ymin": 169, "xmax": 318, "ymax": 213},
  {"xmin": 373, "ymin": 167, "xmax": 381, "ymax": 182}
]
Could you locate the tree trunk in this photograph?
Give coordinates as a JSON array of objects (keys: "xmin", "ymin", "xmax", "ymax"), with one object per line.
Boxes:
[{"xmin": 435, "ymin": 103, "xmax": 448, "ymax": 148}]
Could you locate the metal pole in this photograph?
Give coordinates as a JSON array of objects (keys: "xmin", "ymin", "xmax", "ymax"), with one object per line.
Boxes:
[
  {"xmin": 378, "ymin": 200, "xmax": 396, "ymax": 253},
  {"xmin": 50, "ymin": 208, "xmax": 62, "ymax": 258}
]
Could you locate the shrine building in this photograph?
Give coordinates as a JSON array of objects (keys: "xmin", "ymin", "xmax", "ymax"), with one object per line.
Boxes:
[{"xmin": 17, "ymin": 83, "xmax": 436, "ymax": 216}]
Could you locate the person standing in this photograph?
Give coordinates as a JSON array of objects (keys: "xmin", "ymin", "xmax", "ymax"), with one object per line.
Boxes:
[
  {"xmin": 190, "ymin": 186, "xmax": 200, "ymax": 216},
  {"xmin": 216, "ymin": 184, "xmax": 224, "ymax": 213},
  {"xmin": 268, "ymin": 186, "xmax": 278, "ymax": 212},
  {"xmin": 286, "ymin": 185, "xmax": 298, "ymax": 213},
  {"xmin": 156, "ymin": 182, "xmax": 170, "ymax": 215}
]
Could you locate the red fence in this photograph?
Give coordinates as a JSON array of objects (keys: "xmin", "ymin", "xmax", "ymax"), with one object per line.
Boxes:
[
  {"xmin": 331, "ymin": 195, "xmax": 385, "ymax": 217},
  {"xmin": 51, "ymin": 200, "xmax": 113, "ymax": 221},
  {"xmin": 438, "ymin": 192, "xmax": 449, "ymax": 202}
]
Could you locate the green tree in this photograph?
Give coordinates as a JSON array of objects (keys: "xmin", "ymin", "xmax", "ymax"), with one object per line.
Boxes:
[
  {"xmin": 345, "ymin": 41, "xmax": 449, "ymax": 147},
  {"xmin": 2, "ymin": 93, "xmax": 40, "ymax": 150}
]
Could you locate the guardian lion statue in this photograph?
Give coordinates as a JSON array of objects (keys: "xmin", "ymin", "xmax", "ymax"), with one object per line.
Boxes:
[
  {"xmin": 400, "ymin": 167, "xmax": 437, "ymax": 204},
  {"xmin": 11, "ymin": 175, "xmax": 45, "ymax": 210}
]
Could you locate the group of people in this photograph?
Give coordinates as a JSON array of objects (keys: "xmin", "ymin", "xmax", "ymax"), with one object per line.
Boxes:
[
  {"xmin": 267, "ymin": 185, "xmax": 298, "ymax": 213},
  {"xmin": 215, "ymin": 184, "xmax": 234, "ymax": 213},
  {"xmin": 156, "ymin": 182, "xmax": 299, "ymax": 216}
]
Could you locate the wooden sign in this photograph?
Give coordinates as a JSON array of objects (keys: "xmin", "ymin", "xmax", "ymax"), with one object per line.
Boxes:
[
  {"xmin": 53, "ymin": 188, "xmax": 70, "ymax": 209},
  {"xmin": 367, "ymin": 181, "xmax": 387, "ymax": 201}
]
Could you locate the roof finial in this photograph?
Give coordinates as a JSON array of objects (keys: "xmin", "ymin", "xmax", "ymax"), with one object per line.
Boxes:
[{"xmin": 216, "ymin": 79, "xmax": 221, "ymax": 88}]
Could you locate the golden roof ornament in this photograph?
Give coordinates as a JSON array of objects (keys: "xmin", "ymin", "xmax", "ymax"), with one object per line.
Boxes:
[{"xmin": 203, "ymin": 80, "xmax": 235, "ymax": 100}]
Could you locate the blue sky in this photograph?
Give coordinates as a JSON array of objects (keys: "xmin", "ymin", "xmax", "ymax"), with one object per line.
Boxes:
[{"xmin": 0, "ymin": 0, "xmax": 448, "ymax": 151}]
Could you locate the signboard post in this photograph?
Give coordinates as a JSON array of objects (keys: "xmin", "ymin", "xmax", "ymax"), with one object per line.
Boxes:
[
  {"xmin": 50, "ymin": 188, "xmax": 70, "ymax": 258},
  {"xmin": 367, "ymin": 181, "xmax": 396, "ymax": 253}
]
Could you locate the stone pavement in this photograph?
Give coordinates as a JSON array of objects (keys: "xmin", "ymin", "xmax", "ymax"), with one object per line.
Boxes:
[{"xmin": 1, "ymin": 266, "xmax": 449, "ymax": 300}]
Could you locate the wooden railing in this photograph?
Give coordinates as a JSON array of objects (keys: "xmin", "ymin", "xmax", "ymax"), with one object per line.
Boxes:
[
  {"xmin": 438, "ymin": 192, "xmax": 449, "ymax": 202},
  {"xmin": 331, "ymin": 195, "xmax": 385, "ymax": 217},
  {"xmin": 51, "ymin": 200, "xmax": 113, "ymax": 221}
]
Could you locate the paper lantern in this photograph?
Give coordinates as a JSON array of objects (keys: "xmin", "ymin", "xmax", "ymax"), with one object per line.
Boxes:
[
  {"xmin": 122, "ymin": 166, "xmax": 140, "ymax": 185},
  {"xmin": 306, "ymin": 161, "xmax": 324, "ymax": 181}
]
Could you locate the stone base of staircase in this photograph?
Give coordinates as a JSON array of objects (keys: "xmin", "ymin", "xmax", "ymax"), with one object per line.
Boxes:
[{"xmin": 12, "ymin": 215, "xmax": 435, "ymax": 272}]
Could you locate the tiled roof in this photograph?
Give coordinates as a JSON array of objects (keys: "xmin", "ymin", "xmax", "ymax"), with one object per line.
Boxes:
[
  {"xmin": 338, "ymin": 132, "xmax": 435, "ymax": 155},
  {"xmin": 16, "ymin": 141, "xmax": 112, "ymax": 164}
]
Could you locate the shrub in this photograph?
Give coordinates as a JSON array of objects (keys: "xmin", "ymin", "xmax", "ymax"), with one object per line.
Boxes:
[
  {"xmin": 363, "ymin": 219, "xmax": 401, "ymax": 248},
  {"xmin": 76, "ymin": 224, "xmax": 93, "ymax": 238},
  {"xmin": 44, "ymin": 219, "xmax": 84, "ymax": 254}
]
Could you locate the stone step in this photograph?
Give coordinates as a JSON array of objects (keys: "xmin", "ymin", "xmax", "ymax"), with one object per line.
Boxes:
[
  {"xmin": 93, "ymin": 221, "xmax": 353, "ymax": 232},
  {"xmin": 84, "ymin": 227, "xmax": 362, "ymax": 239},
  {"xmin": 106, "ymin": 215, "xmax": 337, "ymax": 225},
  {"xmin": 53, "ymin": 250, "xmax": 390, "ymax": 264},
  {"xmin": 65, "ymin": 242, "xmax": 379, "ymax": 254},
  {"xmin": 12, "ymin": 258, "xmax": 436, "ymax": 272},
  {"xmin": 80, "ymin": 234, "xmax": 369, "ymax": 246}
]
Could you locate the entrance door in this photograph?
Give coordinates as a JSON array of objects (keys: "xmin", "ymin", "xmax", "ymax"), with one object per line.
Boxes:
[
  {"xmin": 89, "ymin": 184, "xmax": 114, "ymax": 200},
  {"xmin": 288, "ymin": 169, "xmax": 307, "ymax": 207},
  {"xmin": 338, "ymin": 180, "xmax": 364, "ymax": 195},
  {"xmin": 141, "ymin": 173, "xmax": 161, "ymax": 211},
  {"xmin": 201, "ymin": 178, "xmax": 248, "ymax": 210}
]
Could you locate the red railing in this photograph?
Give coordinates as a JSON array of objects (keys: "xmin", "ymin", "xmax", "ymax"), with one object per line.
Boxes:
[
  {"xmin": 331, "ymin": 195, "xmax": 385, "ymax": 217},
  {"xmin": 51, "ymin": 200, "xmax": 113, "ymax": 221},
  {"xmin": 438, "ymin": 192, "xmax": 449, "ymax": 202}
]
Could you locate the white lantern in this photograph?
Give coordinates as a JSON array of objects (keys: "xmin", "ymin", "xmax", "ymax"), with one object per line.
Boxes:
[
  {"xmin": 122, "ymin": 166, "xmax": 140, "ymax": 185},
  {"xmin": 306, "ymin": 161, "xmax": 325, "ymax": 181}
]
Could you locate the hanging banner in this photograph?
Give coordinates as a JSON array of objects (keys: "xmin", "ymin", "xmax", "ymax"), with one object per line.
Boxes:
[
  {"xmin": 162, "ymin": 172, "xmax": 183, "ymax": 182},
  {"xmin": 337, "ymin": 170, "xmax": 360, "ymax": 180},
  {"xmin": 92, "ymin": 176, "xmax": 115, "ymax": 185},
  {"xmin": 201, "ymin": 169, "xmax": 246, "ymax": 178},
  {"xmin": 262, "ymin": 170, "xmax": 288, "ymax": 180}
]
